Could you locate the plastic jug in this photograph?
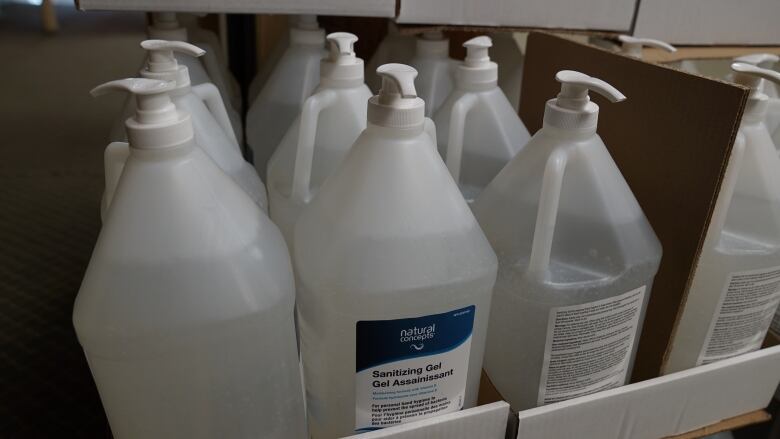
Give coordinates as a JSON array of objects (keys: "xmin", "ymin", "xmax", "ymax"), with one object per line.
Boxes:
[
  {"xmin": 294, "ymin": 64, "xmax": 497, "ymax": 438},
  {"xmin": 267, "ymin": 32, "xmax": 372, "ymax": 246},
  {"xmin": 474, "ymin": 71, "xmax": 662, "ymax": 410},
  {"xmin": 246, "ymin": 15, "xmax": 326, "ymax": 180},
  {"xmin": 434, "ymin": 36, "xmax": 531, "ymax": 203},
  {"xmin": 247, "ymin": 15, "xmax": 298, "ymax": 103},
  {"xmin": 74, "ymin": 78, "xmax": 306, "ymax": 439},
  {"xmin": 734, "ymin": 54, "xmax": 780, "ymax": 137},
  {"xmin": 147, "ymin": 12, "xmax": 242, "ymax": 144},
  {"xmin": 106, "ymin": 40, "xmax": 267, "ymax": 217},
  {"xmin": 365, "ymin": 22, "xmax": 415, "ymax": 92},
  {"xmin": 491, "ymin": 32, "xmax": 524, "ymax": 111},
  {"xmin": 408, "ymin": 31, "xmax": 456, "ymax": 117},
  {"xmin": 617, "ymin": 35, "xmax": 676, "ymax": 59},
  {"xmin": 664, "ymin": 63, "xmax": 780, "ymax": 373}
]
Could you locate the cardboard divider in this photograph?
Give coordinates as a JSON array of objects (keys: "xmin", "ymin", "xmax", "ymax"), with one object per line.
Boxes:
[{"xmin": 517, "ymin": 32, "xmax": 749, "ymax": 381}]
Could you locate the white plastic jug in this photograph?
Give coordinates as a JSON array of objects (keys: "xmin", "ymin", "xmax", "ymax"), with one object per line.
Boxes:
[
  {"xmin": 664, "ymin": 63, "xmax": 780, "ymax": 373},
  {"xmin": 365, "ymin": 22, "xmax": 415, "ymax": 92},
  {"xmin": 617, "ymin": 35, "xmax": 677, "ymax": 59},
  {"xmin": 147, "ymin": 12, "xmax": 243, "ymax": 144},
  {"xmin": 74, "ymin": 78, "xmax": 306, "ymax": 439},
  {"xmin": 246, "ymin": 15, "xmax": 326, "ymax": 180},
  {"xmin": 491, "ymin": 32, "xmax": 524, "ymax": 112},
  {"xmin": 106, "ymin": 40, "xmax": 267, "ymax": 217},
  {"xmin": 434, "ymin": 36, "xmax": 531, "ymax": 203},
  {"xmin": 408, "ymin": 31, "xmax": 455, "ymax": 117},
  {"xmin": 267, "ymin": 32, "xmax": 372, "ymax": 246},
  {"xmin": 474, "ymin": 71, "xmax": 662, "ymax": 411},
  {"xmin": 294, "ymin": 64, "xmax": 497, "ymax": 438}
]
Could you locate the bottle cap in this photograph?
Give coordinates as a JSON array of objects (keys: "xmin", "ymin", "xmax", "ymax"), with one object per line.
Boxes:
[
  {"xmin": 320, "ymin": 32, "xmax": 363, "ymax": 87},
  {"xmin": 139, "ymin": 39, "xmax": 205, "ymax": 88},
  {"xmin": 617, "ymin": 35, "xmax": 676, "ymax": 59},
  {"xmin": 368, "ymin": 64, "xmax": 425, "ymax": 128},
  {"xmin": 544, "ymin": 70, "xmax": 626, "ymax": 130},
  {"xmin": 91, "ymin": 78, "xmax": 193, "ymax": 149}
]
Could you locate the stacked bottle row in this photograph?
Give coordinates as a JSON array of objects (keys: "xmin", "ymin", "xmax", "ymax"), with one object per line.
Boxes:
[{"xmin": 72, "ymin": 15, "xmax": 780, "ymax": 439}]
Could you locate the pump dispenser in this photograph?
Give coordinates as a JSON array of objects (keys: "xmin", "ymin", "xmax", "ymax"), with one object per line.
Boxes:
[
  {"xmin": 74, "ymin": 78, "xmax": 306, "ymax": 439},
  {"xmin": 433, "ymin": 35, "xmax": 530, "ymax": 203},
  {"xmin": 106, "ymin": 40, "xmax": 267, "ymax": 217},
  {"xmin": 734, "ymin": 53, "xmax": 780, "ymax": 137},
  {"xmin": 247, "ymin": 15, "xmax": 327, "ymax": 180},
  {"xmin": 408, "ymin": 31, "xmax": 456, "ymax": 117},
  {"xmin": 474, "ymin": 70, "xmax": 661, "ymax": 410},
  {"xmin": 266, "ymin": 32, "xmax": 372, "ymax": 245},
  {"xmin": 617, "ymin": 35, "xmax": 676, "ymax": 59},
  {"xmin": 294, "ymin": 63, "xmax": 497, "ymax": 438},
  {"xmin": 664, "ymin": 63, "xmax": 780, "ymax": 373},
  {"xmin": 146, "ymin": 12, "xmax": 242, "ymax": 143}
]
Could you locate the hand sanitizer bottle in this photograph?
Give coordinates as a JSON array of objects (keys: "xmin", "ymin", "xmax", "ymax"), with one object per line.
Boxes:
[
  {"xmin": 474, "ymin": 71, "xmax": 662, "ymax": 410},
  {"xmin": 617, "ymin": 35, "xmax": 677, "ymax": 59},
  {"xmin": 294, "ymin": 64, "xmax": 497, "ymax": 438},
  {"xmin": 146, "ymin": 12, "xmax": 242, "ymax": 143},
  {"xmin": 105, "ymin": 40, "xmax": 267, "ymax": 218},
  {"xmin": 408, "ymin": 31, "xmax": 456, "ymax": 117},
  {"xmin": 246, "ymin": 15, "xmax": 326, "ymax": 180},
  {"xmin": 74, "ymin": 78, "xmax": 306, "ymax": 439},
  {"xmin": 664, "ymin": 63, "xmax": 780, "ymax": 373},
  {"xmin": 267, "ymin": 32, "xmax": 373, "ymax": 246},
  {"xmin": 433, "ymin": 36, "xmax": 531, "ymax": 203}
]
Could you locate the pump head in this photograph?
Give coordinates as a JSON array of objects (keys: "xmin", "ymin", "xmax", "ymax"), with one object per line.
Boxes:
[
  {"xmin": 91, "ymin": 78, "xmax": 192, "ymax": 148},
  {"xmin": 368, "ymin": 64, "xmax": 425, "ymax": 128},
  {"xmin": 731, "ymin": 62, "xmax": 780, "ymax": 99},
  {"xmin": 457, "ymin": 36, "xmax": 497, "ymax": 88},
  {"xmin": 617, "ymin": 35, "xmax": 676, "ymax": 59},
  {"xmin": 140, "ymin": 39, "xmax": 205, "ymax": 86},
  {"xmin": 734, "ymin": 53, "xmax": 779, "ymax": 69},
  {"xmin": 319, "ymin": 32, "xmax": 363, "ymax": 86},
  {"xmin": 544, "ymin": 70, "xmax": 626, "ymax": 130}
]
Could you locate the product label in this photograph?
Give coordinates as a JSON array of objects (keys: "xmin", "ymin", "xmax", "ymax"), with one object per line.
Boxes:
[
  {"xmin": 355, "ymin": 306, "xmax": 474, "ymax": 433},
  {"xmin": 698, "ymin": 266, "xmax": 780, "ymax": 365},
  {"xmin": 537, "ymin": 286, "xmax": 646, "ymax": 406}
]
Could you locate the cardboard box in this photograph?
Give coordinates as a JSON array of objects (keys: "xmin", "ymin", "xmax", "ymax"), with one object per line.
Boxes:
[
  {"xmin": 75, "ymin": 0, "xmax": 396, "ymax": 17},
  {"xmin": 395, "ymin": 0, "xmax": 636, "ymax": 32},
  {"xmin": 634, "ymin": 0, "xmax": 780, "ymax": 46}
]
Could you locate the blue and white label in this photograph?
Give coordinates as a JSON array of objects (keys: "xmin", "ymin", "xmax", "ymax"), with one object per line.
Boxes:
[{"xmin": 355, "ymin": 306, "xmax": 475, "ymax": 432}]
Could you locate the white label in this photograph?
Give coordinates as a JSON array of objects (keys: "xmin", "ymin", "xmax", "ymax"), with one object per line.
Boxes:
[
  {"xmin": 355, "ymin": 306, "xmax": 474, "ymax": 433},
  {"xmin": 698, "ymin": 266, "xmax": 780, "ymax": 365},
  {"xmin": 537, "ymin": 286, "xmax": 646, "ymax": 406}
]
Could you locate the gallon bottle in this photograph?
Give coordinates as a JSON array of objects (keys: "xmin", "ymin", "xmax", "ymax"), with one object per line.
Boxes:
[
  {"xmin": 295, "ymin": 64, "xmax": 497, "ymax": 438},
  {"xmin": 147, "ymin": 12, "xmax": 242, "ymax": 143},
  {"xmin": 408, "ymin": 31, "xmax": 456, "ymax": 117},
  {"xmin": 491, "ymin": 32, "xmax": 524, "ymax": 112},
  {"xmin": 664, "ymin": 63, "xmax": 780, "ymax": 373},
  {"xmin": 106, "ymin": 40, "xmax": 267, "ymax": 217},
  {"xmin": 365, "ymin": 22, "xmax": 415, "ymax": 92},
  {"xmin": 246, "ymin": 15, "xmax": 326, "ymax": 180},
  {"xmin": 434, "ymin": 36, "xmax": 531, "ymax": 203},
  {"xmin": 617, "ymin": 35, "xmax": 676, "ymax": 59},
  {"xmin": 474, "ymin": 71, "xmax": 662, "ymax": 410},
  {"xmin": 74, "ymin": 78, "xmax": 306, "ymax": 439},
  {"xmin": 267, "ymin": 32, "xmax": 372, "ymax": 246}
]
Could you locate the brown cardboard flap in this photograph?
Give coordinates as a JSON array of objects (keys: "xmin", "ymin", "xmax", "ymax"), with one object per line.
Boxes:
[
  {"xmin": 519, "ymin": 32, "xmax": 749, "ymax": 381},
  {"xmin": 664, "ymin": 410, "xmax": 771, "ymax": 439}
]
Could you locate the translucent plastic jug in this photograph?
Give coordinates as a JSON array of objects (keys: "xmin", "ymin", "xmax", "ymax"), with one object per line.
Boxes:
[
  {"xmin": 246, "ymin": 15, "xmax": 326, "ymax": 180},
  {"xmin": 294, "ymin": 64, "xmax": 497, "ymax": 438},
  {"xmin": 106, "ymin": 40, "xmax": 267, "ymax": 217},
  {"xmin": 365, "ymin": 22, "xmax": 415, "ymax": 92},
  {"xmin": 267, "ymin": 32, "xmax": 372, "ymax": 245},
  {"xmin": 664, "ymin": 63, "xmax": 780, "ymax": 373},
  {"xmin": 474, "ymin": 71, "xmax": 662, "ymax": 410},
  {"xmin": 408, "ymin": 31, "xmax": 456, "ymax": 117},
  {"xmin": 74, "ymin": 78, "xmax": 306, "ymax": 439},
  {"xmin": 434, "ymin": 36, "xmax": 530, "ymax": 203}
]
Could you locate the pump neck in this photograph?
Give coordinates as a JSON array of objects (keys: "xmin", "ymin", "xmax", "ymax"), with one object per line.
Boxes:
[
  {"xmin": 147, "ymin": 26, "xmax": 187, "ymax": 42},
  {"xmin": 290, "ymin": 27, "xmax": 325, "ymax": 46},
  {"xmin": 367, "ymin": 121, "xmax": 424, "ymax": 137},
  {"xmin": 141, "ymin": 66, "xmax": 191, "ymax": 89}
]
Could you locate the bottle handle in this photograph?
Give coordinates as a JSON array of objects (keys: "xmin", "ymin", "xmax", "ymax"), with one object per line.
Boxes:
[
  {"xmin": 103, "ymin": 141, "xmax": 130, "ymax": 214},
  {"xmin": 291, "ymin": 89, "xmax": 339, "ymax": 203},
  {"xmin": 445, "ymin": 93, "xmax": 478, "ymax": 184},
  {"xmin": 191, "ymin": 82, "xmax": 239, "ymax": 146},
  {"xmin": 527, "ymin": 149, "xmax": 568, "ymax": 281},
  {"xmin": 705, "ymin": 134, "xmax": 746, "ymax": 250}
]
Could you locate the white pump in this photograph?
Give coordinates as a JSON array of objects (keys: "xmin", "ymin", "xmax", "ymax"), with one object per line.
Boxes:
[
  {"xmin": 733, "ymin": 55, "xmax": 780, "ymax": 136},
  {"xmin": 731, "ymin": 62, "xmax": 780, "ymax": 120},
  {"xmin": 545, "ymin": 70, "xmax": 626, "ymax": 130},
  {"xmin": 409, "ymin": 31, "xmax": 455, "ymax": 117},
  {"xmin": 434, "ymin": 35, "xmax": 530, "ymax": 203},
  {"xmin": 617, "ymin": 35, "xmax": 676, "ymax": 59},
  {"xmin": 369, "ymin": 63, "xmax": 426, "ymax": 127},
  {"xmin": 266, "ymin": 31, "xmax": 372, "ymax": 245}
]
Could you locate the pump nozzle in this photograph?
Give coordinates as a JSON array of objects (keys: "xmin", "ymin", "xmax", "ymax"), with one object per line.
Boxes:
[
  {"xmin": 326, "ymin": 32, "xmax": 357, "ymax": 63},
  {"xmin": 141, "ymin": 40, "xmax": 205, "ymax": 74},
  {"xmin": 734, "ymin": 53, "xmax": 779, "ymax": 69},
  {"xmin": 617, "ymin": 35, "xmax": 676, "ymax": 59},
  {"xmin": 377, "ymin": 63, "xmax": 417, "ymax": 99},
  {"xmin": 463, "ymin": 36, "xmax": 492, "ymax": 67},
  {"xmin": 368, "ymin": 64, "xmax": 425, "ymax": 128},
  {"xmin": 731, "ymin": 62, "xmax": 780, "ymax": 98},
  {"xmin": 555, "ymin": 70, "xmax": 625, "ymax": 111}
]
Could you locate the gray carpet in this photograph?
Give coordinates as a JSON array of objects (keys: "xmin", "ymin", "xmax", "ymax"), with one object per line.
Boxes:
[{"xmin": 0, "ymin": 4, "xmax": 146, "ymax": 437}]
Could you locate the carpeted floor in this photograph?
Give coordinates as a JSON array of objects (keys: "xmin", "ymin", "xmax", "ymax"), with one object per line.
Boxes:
[{"xmin": 0, "ymin": 3, "xmax": 146, "ymax": 437}]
